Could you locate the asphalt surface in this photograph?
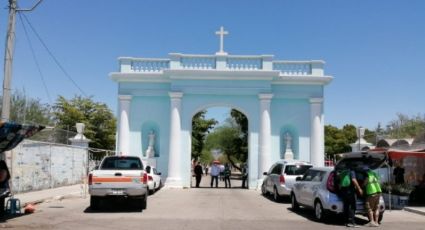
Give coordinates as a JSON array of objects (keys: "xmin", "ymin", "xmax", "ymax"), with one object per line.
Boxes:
[{"xmin": 1, "ymin": 178, "xmax": 424, "ymax": 230}]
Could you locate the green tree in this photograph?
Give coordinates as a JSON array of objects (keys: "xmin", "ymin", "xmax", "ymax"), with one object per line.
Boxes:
[
  {"xmin": 325, "ymin": 125, "xmax": 350, "ymax": 157},
  {"xmin": 230, "ymin": 109, "xmax": 248, "ymax": 162},
  {"xmin": 191, "ymin": 110, "xmax": 217, "ymax": 160},
  {"xmin": 53, "ymin": 96, "xmax": 116, "ymax": 150},
  {"xmin": 0, "ymin": 90, "xmax": 53, "ymax": 125},
  {"xmin": 204, "ymin": 125, "xmax": 242, "ymax": 168},
  {"xmin": 204, "ymin": 109, "xmax": 248, "ymax": 171},
  {"xmin": 199, "ymin": 149, "xmax": 213, "ymax": 165},
  {"xmin": 386, "ymin": 113, "xmax": 425, "ymax": 139}
]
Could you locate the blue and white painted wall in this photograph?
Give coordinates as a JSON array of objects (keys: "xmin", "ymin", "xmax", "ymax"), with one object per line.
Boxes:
[{"xmin": 111, "ymin": 52, "xmax": 333, "ymax": 189}]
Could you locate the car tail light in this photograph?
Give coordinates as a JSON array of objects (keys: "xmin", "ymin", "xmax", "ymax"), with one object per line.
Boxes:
[
  {"xmin": 148, "ymin": 175, "xmax": 153, "ymax": 181},
  {"xmin": 280, "ymin": 175, "xmax": 285, "ymax": 184},
  {"xmin": 327, "ymin": 171, "xmax": 336, "ymax": 192},
  {"xmin": 141, "ymin": 172, "xmax": 148, "ymax": 184},
  {"xmin": 88, "ymin": 174, "xmax": 93, "ymax": 185}
]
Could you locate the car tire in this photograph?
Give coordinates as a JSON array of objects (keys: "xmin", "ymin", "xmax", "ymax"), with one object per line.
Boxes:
[
  {"xmin": 291, "ymin": 193, "xmax": 299, "ymax": 211},
  {"xmin": 314, "ymin": 200, "xmax": 326, "ymax": 221},
  {"xmin": 140, "ymin": 194, "xmax": 147, "ymax": 210},
  {"xmin": 273, "ymin": 187, "xmax": 281, "ymax": 202},
  {"xmin": 90, "ymin": 196, "xmax": 100, "ymax": 210},
  {"xmin": 261, "ymin": 183, "xmax": 267, "ymax": 196},
  {"xmin": 378, "ymin": 211, "xmax": 384, "ymax": 224}
]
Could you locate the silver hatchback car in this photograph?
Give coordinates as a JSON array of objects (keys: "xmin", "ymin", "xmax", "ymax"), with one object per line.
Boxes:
[
  {"xmin": 262, "ymin": 160, "xmax": 312, "ymax": 201},
  {"xmin": 291, "ymin": 152, "xmax": 386, "ymax": 222}
]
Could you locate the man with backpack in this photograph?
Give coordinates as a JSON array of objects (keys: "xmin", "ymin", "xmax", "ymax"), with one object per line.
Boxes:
[{"xmin": 338, "ymin": 168, "xmax": 363, "ymax": 228}]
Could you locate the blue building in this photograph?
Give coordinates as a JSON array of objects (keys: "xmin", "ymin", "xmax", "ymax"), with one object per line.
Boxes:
[{"xmin": 110, "ymin": 29, "xmax": 333, "ymax": 189}]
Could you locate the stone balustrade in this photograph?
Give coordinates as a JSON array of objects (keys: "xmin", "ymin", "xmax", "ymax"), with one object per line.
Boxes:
[
  {"xmin": 226, "ymin": 56, "xmax": 263, "ymax": 70},
  {"xmin": 118, "ymin": 54, "xmax": 325, "ymax": 76}
]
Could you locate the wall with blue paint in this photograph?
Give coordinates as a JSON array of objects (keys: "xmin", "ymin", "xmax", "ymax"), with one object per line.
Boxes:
[
  {"xmin": 118, "ymin": 80, "xmax": 323, "ymax": 188},
  {"xmin": 128, "ymin": 95, "xmax": 170, "ymax": 177}
]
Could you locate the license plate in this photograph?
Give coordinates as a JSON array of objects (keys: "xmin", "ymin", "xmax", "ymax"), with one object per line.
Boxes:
[{"xmin": 111, "ymin": 189, "xmax": 124, "ymax": 195}]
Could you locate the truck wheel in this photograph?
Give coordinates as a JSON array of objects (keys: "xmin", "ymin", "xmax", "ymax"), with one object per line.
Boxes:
[
  {"xmin": 273, "ymin": 187, "xmax": 281, "ymax": 202},
  {"xmin": 291, "ymin": 193, "xmax": 299, "ymax": 211},
  {"xmin": 141, "ymin": 194, "xmax": 147, "ymax": 210},
  {"xmin": 90, "ymin": 196, "xmax": 100, "ymax": 210}
]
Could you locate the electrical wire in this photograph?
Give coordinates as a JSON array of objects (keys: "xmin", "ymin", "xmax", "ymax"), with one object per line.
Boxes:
[
  {"xmin": 20, "ymin": 13, "xmax": 87, "ymax": 97},
  {"xmin": 17, "ymin": 12, "xmax": 52, "ymax": 103}
]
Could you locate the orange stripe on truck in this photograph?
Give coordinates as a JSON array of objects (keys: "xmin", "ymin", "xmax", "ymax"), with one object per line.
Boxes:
[{"xmin": 92, "ymin": 177, "xmax": 141, "ymax": 183}]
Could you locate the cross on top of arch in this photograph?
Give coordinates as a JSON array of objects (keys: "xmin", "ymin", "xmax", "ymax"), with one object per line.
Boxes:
[{"xmin": 215, "ymin": 26, "xmax": 229, "ymax": 55}]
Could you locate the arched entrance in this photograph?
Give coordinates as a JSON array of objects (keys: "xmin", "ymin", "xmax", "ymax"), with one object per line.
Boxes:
[
  {"xmin": 189, "ymin": 106, "xmax": 249, "ymax": 189},
  {"xmin": 111, "ymin": 51, "xmax": 332, "ymax": 189}
]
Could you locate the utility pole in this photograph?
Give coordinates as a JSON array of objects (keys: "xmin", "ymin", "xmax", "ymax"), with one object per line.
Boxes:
[{"xmin": 1, "ymin": 0, "xmax": 43, "ymax": 122}]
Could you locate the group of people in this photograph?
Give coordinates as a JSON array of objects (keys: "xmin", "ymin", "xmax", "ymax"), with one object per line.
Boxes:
[
  {"xmin": 337, "ymin": 166, "xmax": 382, "ymax": 228},
  {"xmin": 193, "ymin": 161, "xmax": 248, "ymax": 188}
]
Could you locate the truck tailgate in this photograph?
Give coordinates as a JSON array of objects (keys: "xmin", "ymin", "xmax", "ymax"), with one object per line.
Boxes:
[{"xmin": 90, "ymin": 170, "xmax": 147, "ymax": 196}]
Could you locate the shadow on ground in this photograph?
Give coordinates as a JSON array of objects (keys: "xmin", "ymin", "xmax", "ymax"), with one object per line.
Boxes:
[
  {"xmin": 83, "ymin": 198, "xmax": 145, "ymax": 213},
  {"xmin": 286, "ymin": 206, "xmax": 370, "ymax": 227},
  {"xmin": 0, "ymin": 213, "xmax": 27, "ymax": 223},
  {"xmin": 261, "ymin": 193, "xmax": 291, "ymax": 204}
]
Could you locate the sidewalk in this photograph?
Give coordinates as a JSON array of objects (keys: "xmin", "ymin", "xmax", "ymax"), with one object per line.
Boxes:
[
  {"xmin": 11, "ymin": 184, "xmax": 87, "ymax": 206},
  {"xmin": 403, "ymin": 206, "xmax": 425, "ymax": 216},
  {"xmin": 6, "ymin": 183, "xmax": 425, "ymax": 217}
]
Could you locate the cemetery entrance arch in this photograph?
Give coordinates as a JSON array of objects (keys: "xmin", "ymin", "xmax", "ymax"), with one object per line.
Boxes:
[{"xmin": 111, "ymin": 52, "xmax": 332, "ymax": 189}]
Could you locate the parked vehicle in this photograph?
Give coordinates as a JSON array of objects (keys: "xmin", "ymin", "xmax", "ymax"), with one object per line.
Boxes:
[
  {"xmin": 88, "ymin": 156, "xmax": 148, "ymax": 210},
  {"xmin": 145, "ymin": 165, "xmax": 162, "ymax": 194},
  {"xmin": 261, "ymin": 160, "xmax": 313, "ymax": 201},
  {"xmin": 291, "ymin": 151, "xmax": 386, "ymax": 222}
]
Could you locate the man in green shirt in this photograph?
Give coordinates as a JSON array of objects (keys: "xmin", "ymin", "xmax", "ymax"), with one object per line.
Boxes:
[{"xmin": 363, "ymin": 167, "xmax": 382, "ymax": 227}]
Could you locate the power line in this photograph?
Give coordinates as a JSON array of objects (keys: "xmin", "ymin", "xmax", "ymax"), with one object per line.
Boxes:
[
  {"xmin": 17, "ymin": 12, "xmax": 52, "ymax": 103},
  {"xmin": 20, "ymin": 13, "xmax": 87, "ymax": 97}
]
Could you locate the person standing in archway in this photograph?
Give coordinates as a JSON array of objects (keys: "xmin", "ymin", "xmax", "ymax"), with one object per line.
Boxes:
[
  {"xmin": 194, "ymin": 162, "xmax": 203, "ymax": 188},
  {"xmin": 241, "ymin": 163, "xmax": 248, "ymax": 188},
  {"xmin": 224, "ymin": 164, "xmax": 231, "ymax": 188},
  {"xmin": 210, "ymin": 161, "xmax": 220, "ymax": 188}
]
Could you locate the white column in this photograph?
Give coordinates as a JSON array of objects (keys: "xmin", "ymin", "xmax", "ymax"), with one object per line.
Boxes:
[
  {"xmin": 258, "ymin": 94, "xmax": 273, "ymax": 179},
  {"xmin": 118, "ymin": 95, "xmax": 132, "ymax": 156},
  {"xmin": 310, "ymin": 98, "xmax": 324, "ymax": 167},
  {"xmin": 166, "ymin": 92, "xmax": 183, "ymax": 187}
]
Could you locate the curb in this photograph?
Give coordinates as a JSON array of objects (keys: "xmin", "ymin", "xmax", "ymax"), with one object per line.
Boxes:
[
  {"xmin": 403, "ymin": 207, "xmax": 425, "ymax": 216},
  {"xmin": 21, "ymin": 192, "xmax": 83, "ymax": 207}
]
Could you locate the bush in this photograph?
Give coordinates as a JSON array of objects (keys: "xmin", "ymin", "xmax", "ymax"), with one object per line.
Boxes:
[{"xmin": 381, "ymin": 182, "xmax": 414, "ymax": 196}]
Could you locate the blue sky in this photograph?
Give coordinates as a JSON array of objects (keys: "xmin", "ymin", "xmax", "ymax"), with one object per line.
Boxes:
[{"xmin": 1, "ymin": 0, "xmax": 424, "ymax": 129}]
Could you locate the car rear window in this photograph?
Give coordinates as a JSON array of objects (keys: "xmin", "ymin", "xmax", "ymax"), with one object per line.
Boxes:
[
  {"xmin": 284, "ymin": 165, "xmax": 312, "ymax": 175},
  {"xmin": 100, "ymin": 157, "xmax": 143, "ymax": 170}
]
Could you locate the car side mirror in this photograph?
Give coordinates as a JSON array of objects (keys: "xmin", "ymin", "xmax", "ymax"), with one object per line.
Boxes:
[
  {"xmin": 296, "ymin": 176, "xmax": 302, "ymax": 181},
  {"xmin": 263, "ymin": 172, "xmax": 268, "ymax": 176},
  {"xmin": 157, "ymin": 172, "xmax": 162, "ymax": 175}
]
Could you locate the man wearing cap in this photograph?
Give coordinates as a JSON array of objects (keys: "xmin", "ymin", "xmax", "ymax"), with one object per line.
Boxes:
[
  {"xmin": 363, "ymin": 167, "xmax": 382, "ymax": 227},
  {"xmin": 210, "ymin": 161, "xmax": 220, "ymax": 188}
]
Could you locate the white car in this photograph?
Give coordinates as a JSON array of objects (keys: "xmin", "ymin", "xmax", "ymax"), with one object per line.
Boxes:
[
  {"xmin": 261, "ymin": 160, "xmax": 313, "ymax": 201},
  {"xmin": 145, "ymin": 166, "xmax": 162, "ymax": 194},
  {"xmin": 291, "ymin": 152, "xmax": 386, "ymax": 222}
]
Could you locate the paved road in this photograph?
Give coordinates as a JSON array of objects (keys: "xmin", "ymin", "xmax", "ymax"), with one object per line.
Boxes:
[{"xmin": 2, "ymin": 185, "xmax": 424, "ymax": 229}]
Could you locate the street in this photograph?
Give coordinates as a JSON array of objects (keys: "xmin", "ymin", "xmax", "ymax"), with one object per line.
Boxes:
[{"xmin": 1, "ymin": 181, "xmax": 424, "ymax": 230}]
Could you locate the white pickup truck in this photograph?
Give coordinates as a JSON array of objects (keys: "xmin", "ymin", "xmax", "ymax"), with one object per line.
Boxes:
[{"xmin": 88, "ymin": 155, "xmax": 148, "ymax": 210}]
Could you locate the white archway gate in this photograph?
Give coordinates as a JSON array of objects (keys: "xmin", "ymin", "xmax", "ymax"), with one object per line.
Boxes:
[{"xmin": 111, "ymin": 51, "xmax": 332, "ymax": 189}]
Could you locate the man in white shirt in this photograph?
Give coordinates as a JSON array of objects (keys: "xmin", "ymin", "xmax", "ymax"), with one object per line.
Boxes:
[{"xmin": 210, "ymin": 161, "xmax": 221, "ymax": 188}]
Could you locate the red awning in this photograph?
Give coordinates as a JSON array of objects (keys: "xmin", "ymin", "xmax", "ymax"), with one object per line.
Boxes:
[{"xmin": 388, "ymin": 150, "xmax": 425, "ymax": 160}]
